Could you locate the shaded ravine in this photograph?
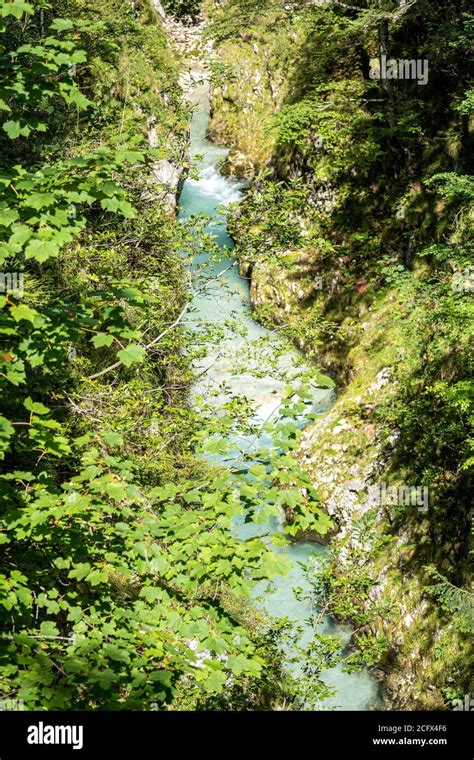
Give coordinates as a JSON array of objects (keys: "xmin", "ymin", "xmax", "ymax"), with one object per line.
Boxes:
[{"xmin": 178, "ymin": 72, "xmax": 380, "ymax": 710}]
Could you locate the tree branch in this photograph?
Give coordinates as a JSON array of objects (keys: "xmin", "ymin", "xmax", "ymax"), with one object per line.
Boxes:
[{"xmin": 87, "ymin": 299, "xmax": 192, "ymax": 381}]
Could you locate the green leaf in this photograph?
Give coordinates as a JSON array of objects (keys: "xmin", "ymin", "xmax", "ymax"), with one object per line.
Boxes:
[
  {"xmin": 24, "ymin": 397, "xmax": 49, "ymax": 415},
  {"xmin": 0, "ymin": 1, "xmax": 34, "ymax": 18},
  {"xmin": 10, "ymin": 303, "xmax": 38, "ymax": 323},
  {"xmin": 117, "ymin": 344, "xmax": 146, "ymax": 368},
  {"xmin": 314, "ymin": 371, "xmax": 335, "ymax": 389},
  {"xmin": 201, "ymin": 668, "xmax": 226, "ymax": 693},
  {"xmin": 91, "ymin": 332, "xmax": 114, "ymax": 348},
  {"xmin": 0, "ymin": 208, "xmax": 19, "ymax": 226},
  {"xmin": 39, "ymin": 621, "xmax": 59, "ymax": 637},
  {"xmin": 103, "ymin": 644, "xmax": 130, "ymax": 664},
  {"xmin": 100, "ymin": 197, "xmax": 120, "ymax": 213},
  {"xmin": 24, "ymin": 239, "xmax": 60, "ymax": 262},
  {"xmin": 25, "ymin": 193, "xmax": 56, "ymax": 211},
  {"xmin": 50, "ymin": 18, "xmax": 75, "ymax": 31},
  {"xmin": 0, "ymin": 416, "xmax": 15, "ymax": 448},
  {"xmin": 85, "ymin": 569, "xmax": 108, "ymax": 586},
  {"xmin": 100, "ymin": 198, "xmax": 135, "ymax": 218},
  {"xmin": 313, "ymin": 511, "xmax": 333, "ymax": 535},
  {"xmin": 3, "ymin": 120, "xmax": 28, "ymax": 139},
  {"xmin": 9, "ymin": 224, "xmax": 32, "ymax": 248},
  {"xmin": 227, "ymin": 653, "xmax": 249, "ymax": 676},
  {"xmin": 102, "ymin": 431, "xmax": 124, "ymax": 447},
  {"xmin": 104, "ymin": 481, "xmax": 128, "ymax": 501},
  {"xmin": 68, "ymin": 563, "xmax": 91, "ymax": 581}
]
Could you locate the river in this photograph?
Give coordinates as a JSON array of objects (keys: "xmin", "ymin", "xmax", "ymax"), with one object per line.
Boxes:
[{"xmin": 177, "ymin": 72, "xmax": 380, "ymax": 711}]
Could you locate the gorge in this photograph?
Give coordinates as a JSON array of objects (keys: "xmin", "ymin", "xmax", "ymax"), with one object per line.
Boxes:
[{"xmin": 0, "ymin": 0, "xmax": 471, "ymax": 715}]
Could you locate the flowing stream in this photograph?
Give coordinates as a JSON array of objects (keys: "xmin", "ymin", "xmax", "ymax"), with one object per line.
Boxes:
[{"xmin": 178, "ymin": 73, "xmax": 380, "ymax": 710}]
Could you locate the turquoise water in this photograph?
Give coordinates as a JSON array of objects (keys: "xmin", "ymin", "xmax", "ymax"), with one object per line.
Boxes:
[{"xmin": 178, "ymin": 76, "xmax": 380, "ymax": 710}]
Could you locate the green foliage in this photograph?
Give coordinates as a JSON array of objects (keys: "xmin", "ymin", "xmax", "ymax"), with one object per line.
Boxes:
[
  {"xmin": 424, "ymin": 566, "xmax": 474, "ymax": 636},
  {"xmin": 0, "ymin": 0, "xmax": 250, "ymax": 710},
  {"xmin": 208, "ymin": 0, "xmax": 473, "ymax": 704},
  {"xmin": 0, "ymin": 0, "xmax": 342, "ymax": 711}
]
